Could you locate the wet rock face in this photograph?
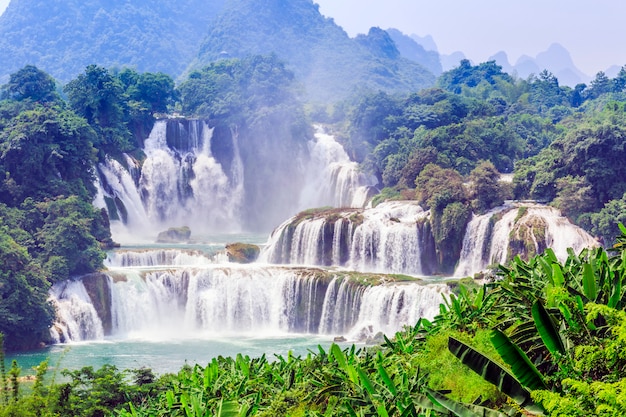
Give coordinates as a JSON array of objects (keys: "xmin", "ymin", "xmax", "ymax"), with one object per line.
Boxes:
[
  {"xmin": 157, "ymin": 226, "xmax": 191, "ymax": 243},
  {"xmin": 225, "ymin": 243, "xmax": 260, "ymax": 264}
]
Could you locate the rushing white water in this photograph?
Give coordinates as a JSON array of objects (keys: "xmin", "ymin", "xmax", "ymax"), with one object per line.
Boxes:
[
  {"xmin": 51, "ymin": 265, "xmax": 448, "ymax": 342},
  {"xmin": 96, "ymin": 120, "xmax": 245, "ymax": 240},
  {"xmin": 105, "ymin": 249, "xmax": 215, "ymax": 268},
  {"xmin": 50, "ymin": 280, "xmax": 104, "ymax": 343},
  {"xmin": 348, "ymin": 201, "xmax": 429, "ymax": 274},
  {"xmin": 96, "ymin": 122, "xmax": 378, "ymax": 242},
  {"xmin": 300, "ymin": 128, "xmax": 377, "ymax": 209},
  {"xmin": 264, "ymin": 200, "xmax": 599, "ymax": 278},
  {"xmin": 262, "ymin": 201, "xmax": 431, "ymax": 275},
  {"xmin": 454, "ymin": 203, "xmax": 599, "ymax": 277},
  {"xmin": 454, "ymin": 205, "xmax": 509, "ymax": 277}
]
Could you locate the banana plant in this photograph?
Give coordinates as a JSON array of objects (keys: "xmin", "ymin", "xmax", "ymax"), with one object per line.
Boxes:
[{"xmin": 448, "ymin": 336, "xmax": 545, "ymax": 415}]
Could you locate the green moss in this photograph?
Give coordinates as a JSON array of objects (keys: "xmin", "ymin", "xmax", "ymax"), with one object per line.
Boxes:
[
  {"xmin": 348, "ymin": 212, "xmax": 364, "ymax": 226},
  {"xmin": 514, "ymin": 206, "xmax": 528, "ymax": 223}
]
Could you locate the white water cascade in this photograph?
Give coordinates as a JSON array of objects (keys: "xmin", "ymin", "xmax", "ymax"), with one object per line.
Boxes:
[
  {"xmin": 104, "ymin": 249, "xmax": 217, "ymax": 268},
  {"xmin": 454, "ymin": 203, "xmax": 599, "ymax": 277},
  {"xmin": 262, "ymin": 200, "xmax": 599, "ymax": 278},
  {"xmin": 96, "ymin": 120, "xmax": 245, "ymax": 240},
  {"xmin": 51, "ymin": 264, "xmax": 448, "ymax": 342},
  {"xmin": 299, "ymin": 128, "xmax": 377, "ymax": 209},
  {"xmin": 261, "ymin": 201, "xmax": 433, "ymax": 275},
  {"xmin": 50, "ymin": 280, "xmax": 105, "ymax": 343}
]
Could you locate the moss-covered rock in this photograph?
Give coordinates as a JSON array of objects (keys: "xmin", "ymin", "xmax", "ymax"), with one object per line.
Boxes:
[
  {"xmin": 156, "ymin": 226, "xmax": 191, "ymax": 243},
  {"xmin": 508, "ymin": 210, "xmax": 548, "ymax": 260},
  {"xmin": 81, "ymin": 273, "xmax": 112, "ymax": 335},
  {"xmin": 226, "ymin": 243, "xmax": 260, "ymax": 264}
]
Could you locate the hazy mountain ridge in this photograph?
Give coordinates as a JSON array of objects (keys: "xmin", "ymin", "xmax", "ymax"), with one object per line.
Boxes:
[
  {"xmin": 489, "ymin": 43, "xmax": 591, "ymax": 86},
  {"xmin": 385, "ymin": 28, "xmax": 442, "ymax": 75},
  {"xmin": 191, "ymin": 0, "xmax": 435, "ymax": 102}
]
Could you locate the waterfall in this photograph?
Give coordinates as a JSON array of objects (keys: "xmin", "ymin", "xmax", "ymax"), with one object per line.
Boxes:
[
  {"xmin": 50, "ymin": 266, "xmax": 448, "ymax": 342},
  {"xmin": 50, "ymin": 280, "xmax": 104, "ymax": 343},
  {"xmin": 348, "ymin": 202, "xmax": 428, "ymax": 275},
  {"xmin": 300, "ymin": 128, "xmax": 377, "ymax": 209},
  {"xmin": 454, "ymin": 205, "xmax": 508, "ymax": 277},
  {"xmin": 96, "ymin": 120, "xmax": 245, "ymax": 240},
  {"xmin": 262, "ymin": 201, "xmax": 431, "ymax": 275},
  {"xmin": 105, "ymin": 249, "xmax": 215, "ymax": 268},
  {"xmin": 264, "ymin": 201, "xmax": 599, "ymax": 278},
  {"xmin": 454, "ymin": 203, "xmax": 599, "ymax": 277}
]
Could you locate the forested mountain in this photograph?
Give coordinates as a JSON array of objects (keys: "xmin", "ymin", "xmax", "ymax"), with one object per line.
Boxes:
[
  {"xmin": 0, "ymin": 0, "xmax": 225, "ymax": 83},
  {"xmin": 190, "ymin": 0, "xmax": 435, "ymax": 102},
  {"xmin": 0, "ymin": 0, "xmax": 436, "ymax": 101}
]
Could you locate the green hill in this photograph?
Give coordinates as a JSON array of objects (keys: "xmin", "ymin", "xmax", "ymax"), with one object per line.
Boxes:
[
  {"xmin": 190, "ymin": 0, "xmax": 436, "ymax": 102},
  {"xmin": 0, "ymin": 0, "xmax": 225, "ymax": 83}
]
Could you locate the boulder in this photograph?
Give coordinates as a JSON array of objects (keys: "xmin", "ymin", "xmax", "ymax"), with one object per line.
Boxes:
[
  {"xmin": 225, "ymin": 243, "xmax": 260, "ymax": 264},
  {"xmin": 156, "ymin": 226, "xmax": 191, "ymax": 243}
]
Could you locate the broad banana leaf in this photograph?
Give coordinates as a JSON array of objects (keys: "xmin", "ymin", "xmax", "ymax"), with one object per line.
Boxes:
[
  {"xmin": 531, "ymin": 300, "xmax": 566, "ymax": 358},
  {"xmin": 448, "ymin": 336, "xmax": 544, "ymax": 414}
]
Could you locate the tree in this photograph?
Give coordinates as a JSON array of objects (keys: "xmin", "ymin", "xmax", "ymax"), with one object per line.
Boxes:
[
  {"xmin": 0, "ymin": 228, "xmax": 54, "ymax": 350},
  {"xmin": 468, "ymin": 161, "xmax": 504, "ymax": 214},
  {"xmin": 2, "ymin": 66, "xmax": 59, "ymax": 103},
  {"xmin": 122, "ymin": 69, "xmax": 175, "ymax": 114},
  {"xmin": 0, "ymin": 105, "xmax": 98, "ymax": 204},
  {"xmin": 529, "ymin": 70, "xmax": 567, "ymax": 111},
  {"xmin": 34, "ymin": 196, "xmax": 107, "ymax": 281},
  {"xmin": 552, "ymin": 175, "xmax": 595, "ymax": 225},
  {"xmin": 415, "ymin": 164, "xmax": 470, "ymax": 272},
  {"xmin": 586, "ymin": 71, "xmax": 613, "ymax": 99},
  {"xmin": 415, "ymin": 164, "xmax": 466, "ymax": 211},
  {"xmin": 64, "ymin": 65, "xmax": 132, "ymax": 153}
]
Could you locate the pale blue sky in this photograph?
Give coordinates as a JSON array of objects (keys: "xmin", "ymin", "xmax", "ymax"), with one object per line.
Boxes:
[
  {"xmin": 0, "ymin": 0, "xmax": 623, "ymax": 76},
  {"xmin": 314, "ymin": 0, "xmax": 626, "ymax": 76}
]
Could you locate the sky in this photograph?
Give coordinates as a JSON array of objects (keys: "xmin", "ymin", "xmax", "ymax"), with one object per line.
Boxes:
[
  {"xmin": 0, "ymin": 0, "xmax": 623, "ymax": 77},
  {"xmin": 313, "ymin": 0, "xmax": 626, "ymax": 77}
]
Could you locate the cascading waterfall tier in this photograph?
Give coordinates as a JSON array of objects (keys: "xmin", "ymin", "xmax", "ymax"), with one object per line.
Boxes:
[
  {"xmin": 50, "ymin": 265, "xmax": 448, "ymax": 342},
  {"xmin": 97, "ymin": 120, "xmax": 244, "ymax": 239},
  {"xmin": 299, "ymin": 128, "xmax": 378, "ymax": 209},
  {"xmin": 95, "ymin": 121, "xmax": 378, "ymax": 242},
  {"xmin": 454, "ymin": 202, "xmax": 599, "ymax": 277},
  {"xmin": 262, "ymin": 200, "xmax": 599, "ymax": 278},
  {"xmin": 104, "ymin": 249, "xmax": 218, "ymax": 268},
  {"xmin": 261, "ymin": 201, "xmax": 436, "ymax": 276}
]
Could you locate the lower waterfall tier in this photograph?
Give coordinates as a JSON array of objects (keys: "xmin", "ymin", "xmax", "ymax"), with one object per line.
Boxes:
[{"xmin": 50, "ymin": 266, "xmax": 448, "ymax": 344}]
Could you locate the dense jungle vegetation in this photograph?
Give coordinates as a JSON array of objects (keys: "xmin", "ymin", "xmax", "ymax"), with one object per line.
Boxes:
[{"xmin": 2, "ymin": 56, "xmax": 626, "ymax": 415}]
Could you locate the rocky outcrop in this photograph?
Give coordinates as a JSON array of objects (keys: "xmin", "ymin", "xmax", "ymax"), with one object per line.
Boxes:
[
  {"xmin": 157, "ymin": 226, "xmax": 191, "ymax": 243},
  {"xmin": 81, "ymin": 273, "xmax": 112, "ymax": 335},
  {"xmin": 225, "ymin": 243, "xmax": 260, "ymax": 264}
]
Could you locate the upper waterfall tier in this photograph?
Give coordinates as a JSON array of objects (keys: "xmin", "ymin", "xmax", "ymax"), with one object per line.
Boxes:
[
  {"xmin": 50, "ymin": 267, "xmax": 448, "ymax": 343},
  {"xmin": 96, "ymin": 120, "xmax": 378, "ymax": 242},
  {"xmin": 300, "ymin": 129, "xmax": 377, "ymax": 209},
  {"xmin": 261, "ymin": 201, "xmax": 599, "ymax": 277},
  {"xmin": 261, "ymin": 201, "xmax": 438, "ymax": 276}
]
